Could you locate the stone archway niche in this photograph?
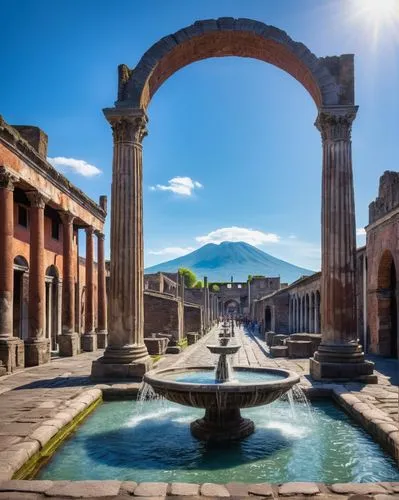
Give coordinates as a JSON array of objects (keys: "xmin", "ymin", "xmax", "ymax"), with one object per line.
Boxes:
[{"xmin": 91, "ymin": 18, "xmax": 375, "ymax": 381}]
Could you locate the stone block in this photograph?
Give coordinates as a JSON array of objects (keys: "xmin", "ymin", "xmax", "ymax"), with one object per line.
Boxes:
[
  {"xmin": 247, "ymin": 483, "xmax": 273, "ymax": 496},
  {"xmin": 270, "ymin": 346, "xmax": 288, "ymax": 358},
  {"xmin": 96, "ymin": 330, "xmax": 108, "ymax": 349},
  {"xmin": 58, "ymin": 333, "xmax": 79, "ymax": 357},
  {"xmin": 45, "ymin": 480, "xmax": 121, "ymax": 497},
  {"xmin": 120, "ymin": 481, "xmax": 137, "ymax": 494},
  {"xmin": 310, "ymin": 357, "xmax": 377, "ymax": 383},
  {"xmin": 144, "ymin": 337, "xmax": 169, "ymax": 355},
  {"xmin": 81, "ymin": 334, "xmax": 97, "ymax": 352},
  {"xmin": 169, "ymin": 482, "xmax": 200, "ymax": 496},
  {"xmin": 187, "ymin": 332, "xmax": 199, "ymax": 345},
  {"xmin": 330, "ymin": 483, "xmax": 387, "ymax": 495},
  {"xmin": 225, "ymin": 482, "xmax": 249, "ymax": 496},
  {"xmin": 134, "ymin": 482, "xmax": 168, "ymax": 496},
  {"xmin": 200, "ymin": 483, "xmax": 230, "ymax": 497},
  {"xmin": 91, "ymin": 357, "xmax": 152, "ymax": 380},
  {"xmin": 287, "ymin": 340, "xmax": 313, "ymax": 358},
  {"xmin": 279, "ymin": 482, "xmax": 320, "ymax": 496},
  {"xmin": 24, "ymin": 338, "xmax": 50, "ymax": 366},
  {"xmin": 0, "ymin": 338, "xmax": 24, "ymax": 372},
  {"xmin": 271, "ymin": 334, "xmax": 288, "ymax": 346},
  {"xmin": 0, "ymin": 480, "xmax": 53, "ymax": 493}
]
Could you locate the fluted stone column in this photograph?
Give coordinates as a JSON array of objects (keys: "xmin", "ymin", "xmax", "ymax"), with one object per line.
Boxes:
[
  {"xmin": 59, "ymin": 211, "xmax": 79, "ymax": 356},
  {"xmin": 25, "ymin": 191, "xmax": 50, "ymax": 366},
  {"xmin": 96, "ymin": 231, "xmax": 108, "ymax": 348},
  {"xmin": 0, "ymin": 168, "xmax": 22, "ymax": 372},
  {"xmin": 310, "ymin": 106, "xmax": 374, "ymax": 381},
  {"xmin": 82, "ymin": 227, "xmax": 97, "ymax": 351},
  {"xmin": 92, "ymin": 108, "xmax": 152, "ymax": 379}
]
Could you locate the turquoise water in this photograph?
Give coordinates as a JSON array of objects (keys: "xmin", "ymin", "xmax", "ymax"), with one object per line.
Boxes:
[
  {"xmin": 165, "ymin": 369, "xmax": 286, "ymax": 384},
  {"xmin": 37, "ymin": 399, "xmax": 399, "ymax": 483}
]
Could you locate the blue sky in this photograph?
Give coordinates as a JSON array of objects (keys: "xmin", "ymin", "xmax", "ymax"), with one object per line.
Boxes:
[{"xmin": 2, "ymin": 0, "xmax": 399, "ymax": 271}]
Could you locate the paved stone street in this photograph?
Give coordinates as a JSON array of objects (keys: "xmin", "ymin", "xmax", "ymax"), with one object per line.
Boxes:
[{"xmin": 0, "ymin": 325, "xmax": 396, "ymax": 498}]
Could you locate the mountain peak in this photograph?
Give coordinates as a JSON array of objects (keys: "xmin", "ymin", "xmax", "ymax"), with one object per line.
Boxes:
[{"xmin": 145, "ymin": 241, "xmax": 315, "ymax": 284}]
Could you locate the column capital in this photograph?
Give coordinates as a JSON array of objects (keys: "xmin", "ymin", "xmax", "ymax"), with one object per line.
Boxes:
[
  {"xmin": 103, "ymin": 107, "xmax": 148, "ymax": 144},
  {"xmin": 95, "ymin": 230, "xmax": 105, "ymax": 240},
  {"xmin": 0, "ymin": 167, "xmax": 17, "ymax": 191},
  {"xmin": 315, "ymin": 106, "xmax": 358, "ymax": 142},
  {"xmin": 60, "ymin": 211, "xmax": 75, "ymax": 226},
  {"xmin": 85, "ymin": 226, "xmax": 95, "ymax": 236},
  {"xmin": 26, "ymin": 190, "xmax": 49, "ymax": 209}
]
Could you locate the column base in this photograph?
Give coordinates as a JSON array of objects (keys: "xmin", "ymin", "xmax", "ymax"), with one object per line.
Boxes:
[
  {"xmin": 96, "ymin": 330, "xmax": 108, "ymax": 349},
  {"xmin": 82, "ymin": 333, "xmax": 97, "ymax": 352},
  {"xmin": 24, "ymin": 339, "xmax": 50, "ymax": 367},
  {"xmin": 0, "ymin": 338, "xmax": 25, "ymax": 372},
  {"xmin": 91, "ymin": 344, "xmax": 152, "ymax": 380},
  {"xmin": 58, "ymin": 333, "xmax": 80, "ymax": 357},
  {"xmin": 310, "ymin": 342, "xmax": 376, "ymax": 383}
]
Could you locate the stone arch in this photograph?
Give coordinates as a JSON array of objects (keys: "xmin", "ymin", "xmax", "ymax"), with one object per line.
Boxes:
[
  {"xmin": 13, "ymin": 256, "xmax": 29, "ymax": 340},
  {"xmin": 45, "ymin": 265, "xmax": 59, "ymax": 279},
  {"xmin": 96, "ymin": 18, "xmax": 367, "ymax": 382},
  {"xmin": 264, "ymin": 305, "xmax": 272, "ymax": 332},
  {"xmin": 118, "ymin": 18, "xmax": 352, "ymax": 110},
  {"xmin": 377, "ymin": 250, "xmax": 398, "ymax": 357},
  {"xmin": 13, "ymin": 256, "xmax": 29, "ymax": 271},
  {"xmin": 224, "ymin": 299, "xmax": 239, "ymax": 315}
]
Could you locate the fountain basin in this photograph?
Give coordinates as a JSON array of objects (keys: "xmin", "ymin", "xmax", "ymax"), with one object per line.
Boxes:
[
  {"xmin": 143, "ymin": 366, "xmax": 300, "ymax": 441},
  {"xmin": 207, "ymin": 344, "xmax": 241, "ymax": 355}
]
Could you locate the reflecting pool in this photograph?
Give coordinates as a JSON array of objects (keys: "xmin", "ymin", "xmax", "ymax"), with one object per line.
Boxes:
[{"xmin": 37, "ymin": 399, "xmax": 399, "ymax": 483}]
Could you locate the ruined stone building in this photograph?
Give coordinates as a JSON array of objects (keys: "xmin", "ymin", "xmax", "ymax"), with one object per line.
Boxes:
[
  {"xmin": 0, "ymin": 116, "xmax": 107, "ymax": 373},
  {"xmin": 252, "ymin": 171, "xmax": 399, "ymax": 359}
]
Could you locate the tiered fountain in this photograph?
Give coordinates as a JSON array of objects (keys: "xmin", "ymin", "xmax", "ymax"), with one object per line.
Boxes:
[{"xmin": 144, "ymin": 325, "xmax": 299, "ymax": 442}]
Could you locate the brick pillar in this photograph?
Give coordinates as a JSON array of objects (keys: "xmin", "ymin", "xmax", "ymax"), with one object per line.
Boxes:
[
  {"xmin": 203, "ymin": 277, "xmax": 208, "ymax": 333},
  {"xmin": 0, "ymin": 168, "xmax": 22, "ymax": 373},
  {"xmin": 25, "ymin": 191, "xmax": 50, "ymax": 366},
  {"xmin": 59, "ymin": 211, "xmax": 79, "ymax": 356},
  {"xmin": 92, "ymin": 107, "xmax": 152, "ymax": 379},
  {"xmin": 96, "ymin": 231, "xmax": 107, "ymax": 348},
  {"xmin": 310, "ymin": 106, "xmax": 375, "ymax": 381},
  {"xmin": 82, "ymin": 227, "xmax": 97, "ymax": 351}
]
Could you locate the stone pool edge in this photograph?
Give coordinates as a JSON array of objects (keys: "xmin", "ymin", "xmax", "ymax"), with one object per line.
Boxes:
[
  {"xmin": 0, "ymin": 384, "xmax": 397, "ymax": 487},
  {"xmin": 0, "ymin": 479, "xmax": 397, "ymax": 498}
]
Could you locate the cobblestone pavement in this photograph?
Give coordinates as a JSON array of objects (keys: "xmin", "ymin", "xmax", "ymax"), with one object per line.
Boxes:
[{"xmin": 0, "ymin": 325, "xmax": 396, "ymax": 486}]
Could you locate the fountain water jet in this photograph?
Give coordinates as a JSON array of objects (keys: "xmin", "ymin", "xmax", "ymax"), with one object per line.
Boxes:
[{"xmin": 144, "ymin": 333, "xmax": 300, "ymax": 442}]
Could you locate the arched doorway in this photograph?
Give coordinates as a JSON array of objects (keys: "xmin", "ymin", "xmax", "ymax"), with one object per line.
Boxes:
[
  {"xmin": 264, "ymin": 306, "xmax": 272, "ymax": 332},
  {"xmin": 377, "ymin": 250, "xmax": 398, "ymax": 358},
  {"xmin": 93, "ymin": 18, "xmax": 370, "ymax": 382},
  {"xmin": 13, "ymin": 256, "xmax": 29, "ymax": 340},
  {"xmin": 224, "ymin": 299, "xmax": 239, "ymax": 317},
  {"xmin": 45, "ymin": 265, "xmax": 61, "ymax": 351}
]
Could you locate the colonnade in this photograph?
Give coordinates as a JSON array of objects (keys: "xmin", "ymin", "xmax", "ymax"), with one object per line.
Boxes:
[
  {"xmin": 0, "ymin": 167, "xmax": 107, "ymax": 371},
  {"xmin": 289, "ymin": 293, "xmax": 320, "ymax": 334}
]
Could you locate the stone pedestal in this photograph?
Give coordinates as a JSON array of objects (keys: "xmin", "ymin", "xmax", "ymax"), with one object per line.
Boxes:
[
  {"xmin": 25, "ymin": 338, "xmax": 50, "ymax": 367},
  {"xmin": 82, "ymin": 334, "xmax": 97, "ymax": 352},
  {"xmin": 96, "ymin": 330, "xmax": 108, "ymax": 349},
  {"xmin": 92, "ymin": 345, "xmax": 152, "ymax": 379},
  {"xmin": 58, "ymin": 333, "xmax": 79, "ymax": 357},
  {"xmin": 0, "ymin": 338, "xmax": 25, "ymax": 372}
]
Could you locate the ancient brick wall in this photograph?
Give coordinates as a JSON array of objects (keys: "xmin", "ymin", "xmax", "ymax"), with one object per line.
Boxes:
[
  {"xmin": 184, "ymin": 305, "xmax": 202, "ymax": 334},
  {"xmin": 144, "ymin": 292, "xmax": 182, "ymax": 340}
]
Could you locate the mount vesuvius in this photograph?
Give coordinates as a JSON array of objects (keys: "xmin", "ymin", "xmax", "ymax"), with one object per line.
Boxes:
[{"xmin": 145, "ymin": 241, "xmax": 314, "ymax": 283}]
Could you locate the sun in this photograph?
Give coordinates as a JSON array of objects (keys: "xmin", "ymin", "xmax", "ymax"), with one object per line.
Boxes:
[{"xmin": 348, "ymin": 0, "xmax": 399, "ymax": 47}]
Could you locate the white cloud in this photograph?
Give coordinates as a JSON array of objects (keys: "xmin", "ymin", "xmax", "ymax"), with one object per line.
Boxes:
[
  {"xmin": 356, "ymin": 227, "xmax": 366, "ymax": 236},
  {"xmin": 196, "ymin": 227, "xmax": 280, "ymax": 246},
  {"xmin": 148, "ymin": 247, "xmax": 195, "ymax": 257},
  {"xmin": 150, "ymin": 177, "xmax": 203, "ymax": 196},
  {"xmin": 48, "ymin": 157, "xmax": 101, "ymax": 177}
]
